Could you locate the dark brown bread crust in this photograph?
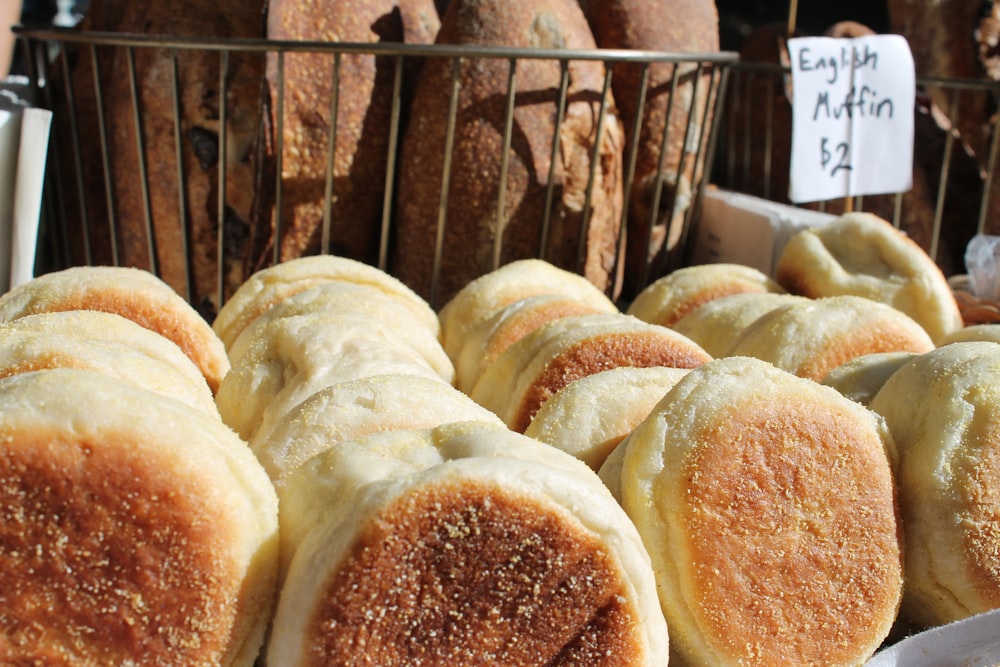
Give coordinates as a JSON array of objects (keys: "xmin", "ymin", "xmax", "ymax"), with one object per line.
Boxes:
[
  {"xmin": 579, "ymin": 0, "xmax": 720, "ymax": 297},
  {"xmin": 251, "ymin": 0, "xmax": 441, "ymax": 274},
  {"xmin": 70, "ymin": 1, "xmax": 267, "ymax": 320},
  {"xmin": 392, "ymin": 0, "xmax": 625, "ymax": 306}
]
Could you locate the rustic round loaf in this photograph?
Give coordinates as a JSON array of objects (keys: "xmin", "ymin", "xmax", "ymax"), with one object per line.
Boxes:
[
  {"xmin": 725, "ymin": 295, "xmax": 935, "ymax": 381},
  {"xmin": 774, "ymin": 212, "xmax": 963, "ymax": 343},
  {"xmin": 869, "ymin": 341, "xmax": 1000, "ymax": 627},
  {"xmin": 0, "ymin": 368, "xmax": 279, "ymax": 666},
  {"xmin": 212, "ymin": 255, "xmax": 439, "ymax": 351},
  {"xmin": 619, "ymin": 356, "xmax": 903, "ymax": 666},
  {"xmin": 0, "ymin": 310, "xmax": 218, "ymax": 416},
  {"xmin": 626, "ymin": 262, "xmax": 785, "ymax": 328},
  {"xmin": 470, "ymin": 312, "xmax": 712, "ymax": 432},
  {"xmin": 0, "ymin": 265, "xmax": 229, "ymax": 394},
  {"xmin": 270, "ymin": 421, "xmax": 670, "ymax": 666},
  {"xmin": 524, "ymin": 365, "xmax": 689, "ymax": 471},
  {"xmin": 671, "ymin": 291, "xmax": 808, "ymax": 358}
]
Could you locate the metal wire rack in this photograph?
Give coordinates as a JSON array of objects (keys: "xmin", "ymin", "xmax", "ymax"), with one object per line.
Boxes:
[
  {"xmin": 13, "ymin": 26, "xmax": 737, "ymax": 314},
  {"xmin": 717, "ymin": 60, "xmax": 1000, "ymax": 280}
]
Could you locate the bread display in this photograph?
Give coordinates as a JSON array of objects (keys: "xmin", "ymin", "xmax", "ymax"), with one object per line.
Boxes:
[
  {"xmin": 524, "ymin": 365, "xmax": 689, "ymax": 471},
  {"xmin": 252, "ymin": 0, "xmax": 441, "ymax": 270},
  {"xmin": 0, "ymin": 310, "xmax": 218, "ymax": 416},
  {"xmin": 626, "ymin": 262, "xmax": 785, "ymax": 328},
  {"xmin": 724, "ymin": 295, "xmax": 935, "ymax": 381},
  {"xmin": 775, "ymin": 212, "xmax": 964, "ymax": 343},
  {"xmin": 671, "ymin": 291, "xmax": 808, "ymax": 358},
  {"xmin": 270, "ymin": 420, "xmax": 670, "ymax": 666},
  {"xmin": 869, "ymin": 341, "xmax": 1000, "ymax": 627},
  {"xmin": 392, "ymin": 0, "xmax": 626, "ymax": 305},
  {"xmin": 471, "ymin": 311, "xmax": 712, "ymax": 432},
  {"xmin": 0, "ymin": 368, "xmax": 278, "ymax": 666},
  {"xmin": 579, "ymin": 0, "xmax": 721, "ymax": 294},
  {"xmin": 0, "ymin": 265, "xmax": 230, "ymax": 394},
  {"xmin": 612, "ymin": 356, "xmax": 903, "ymax": 666},
  {"xmin": 212, "ymin": 254, "xmax": 440, "ymax": 351}
]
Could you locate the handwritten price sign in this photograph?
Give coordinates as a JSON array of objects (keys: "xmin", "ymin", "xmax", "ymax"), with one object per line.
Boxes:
[{"xmin": 787, "ymin": 35, "xmax": 915, "ymax": 204}]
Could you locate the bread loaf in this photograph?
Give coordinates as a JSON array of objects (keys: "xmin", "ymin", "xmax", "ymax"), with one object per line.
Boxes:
[
  {"xmin": 251, "ymin": 0, "xmax": 441, "ymax": 270},
  {"xmin": 393, "ymin": 0, "xmax": 626, "ymax": 305},
  {"xmin": 68, "ymin": 0, "xmax": 266, "ymax": 319},
  {"xmin": 578, "ymin": 0, "xmax": 721, "ymax": 294}
]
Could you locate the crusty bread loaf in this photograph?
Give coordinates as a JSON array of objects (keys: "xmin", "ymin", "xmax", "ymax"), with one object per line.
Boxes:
[
  {"xmin": 725, "ymin": 295, "xmax": 935, "ymax": 381},
  {"xmin": 71, "ymin": 0, "xmax": 266, "ymax": 319},
  {"xmin": 392, "ymin": 0, "xmax": 626, "ymax": 305},
  {"xmin": 672, "ymin": 291, "xmax": 808, "ymax": 358},
  {"xmin": 578, "ymin": 0, "xmax": 721, "ymax": 294},
  {"xmin": 471, "ymin": 312, "xmax": 712, "ymax": 432},
  {"xmin": 626, "ymin": 262, "xmax": 784, "ymax": 328},
  {"xmin": 0, "ymin": 368, "xmax": 278, "ymax": 666},
  {"xmin": 0, "ymin": 266, "xmax": 230, "ymax": 394},
  {"xmin": 774, "ymin": 212, "xmax": 964, "ymax": 343},
  {"xmin": 869, "ymin": 341, "xmax": 1000, "ymax": 627},
  {"xmin": 252, "ymin": 0, "xmax": 441, "ymax": 269},
  {"xmin": 617, "ymin": 356, "xmax": 903, "ymax": 666},
  {"xmin": 270, "ymin": 420, "xmax": 670, "ymax": 666},
  {"xmin": 438, "ymin": 258, "xmax": 619, "ymax": 365},
  {"xmin": 524, "ymin": 365, "xmax": 689, "ymax": 471},
  {"xmin": 213, "ymin": 254, "xmax": 439, "ymax": 351},
  {"xmin": 0, "ymin": 311, "xmax": 218, "ymax": 416}
]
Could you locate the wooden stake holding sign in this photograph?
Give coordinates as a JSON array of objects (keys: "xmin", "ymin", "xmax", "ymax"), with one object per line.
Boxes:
[{"xmin": 786, "ymin": 33, "xmax": 916, "ymax": 205}]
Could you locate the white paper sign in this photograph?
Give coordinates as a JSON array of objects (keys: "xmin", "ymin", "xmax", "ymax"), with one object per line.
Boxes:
[{"xmin": 787, "ymin": 35, "xmax": 915, "ymax": 204}]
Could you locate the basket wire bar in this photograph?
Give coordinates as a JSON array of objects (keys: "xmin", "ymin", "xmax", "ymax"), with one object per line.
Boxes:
[{"xmin": 14, "ymin": 27, "xmax": 737, "ymax": 310}]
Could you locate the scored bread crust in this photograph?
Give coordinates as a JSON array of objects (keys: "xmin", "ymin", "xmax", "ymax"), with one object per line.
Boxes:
[
  {"xmin": 620, "ymin": 356, "xmax": 903, "ymax": 666},
  {"xmin": 270, "ymin": 421, "xmax": 669, "ymax": 666},
  {"xmin": 774, "ymin": 212, "xmax": 963, "ymax": 343},
  {"xmin": 524, "ymin": 365, "xmax": 689, "ymax": 471},
  {"xmin": 0, "ymin": 266, "xmax": 230, "ymax": 394},
  {"xmin": 724, "ymin": 295, "xmax": 935, "ymax": 381},
  {"xmin": 0, "ymin": 311, "xmax": 218, "ymax": 416},
  {"xmin": 626, "ymin": 262, "xmax": 785, "ymax": 328},
  {"xmin": 0, "ymin": 368, "xmax": 278, "ymax": 667},
  {"xmin": 470, "ymin": 312, "xmax": 711, "ymax": 432},
  {"xmin": 672, "ymin": 292, "xmax": 808, "ymax": 358},
  {"xmin": 869, "ymin": 341, "xmax": 1000, "ymax": 627},
  {"xmin": 212, "ymin": 255, "xmax": 439, "ymax": 351}
]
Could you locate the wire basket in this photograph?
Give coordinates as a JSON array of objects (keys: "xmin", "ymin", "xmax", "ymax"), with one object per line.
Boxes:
[
  {"xmin": 717, "ymin": 61, "xmax": 1000, "ymax": 282},
  {"xmin": 13, "ymin": 26, "xmax": 737, "ymax": 316}
]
